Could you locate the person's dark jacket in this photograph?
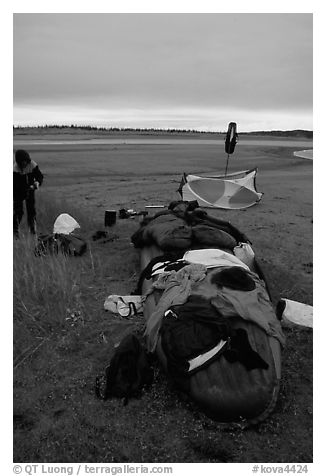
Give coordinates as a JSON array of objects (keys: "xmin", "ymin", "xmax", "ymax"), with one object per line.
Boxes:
[{"xmin": 13, "ymin": 160, "xmax": 44, "ymax": 200}]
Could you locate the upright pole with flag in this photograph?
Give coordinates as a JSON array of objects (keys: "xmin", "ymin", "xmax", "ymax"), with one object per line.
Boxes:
[{"xmin": 224, "ymin": 122, "xmax": 238, "ymax": 176}]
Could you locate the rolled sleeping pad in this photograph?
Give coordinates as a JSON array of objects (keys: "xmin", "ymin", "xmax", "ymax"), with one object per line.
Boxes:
[{"xmin": 276, "ymin": 299, "xmax": 312, "ymax": 328}]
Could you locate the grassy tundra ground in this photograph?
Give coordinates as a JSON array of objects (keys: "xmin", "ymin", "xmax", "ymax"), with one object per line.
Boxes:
[{"xmin": 13, "ymin": 129, "xmax": 313, "ymax": 463}]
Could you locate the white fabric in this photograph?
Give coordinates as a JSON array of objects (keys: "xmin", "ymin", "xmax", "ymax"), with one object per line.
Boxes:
[
  {"xmin": 281, "ymin": 299, "xmax": 313, "ymax": 328},
  {"xmin": 53, "ymin": 213, "xmax": 80, "ymax": 235},
  {"xmin": 151, "ymin": 261, "xmax": 173, "ymax": 277},
  {"xmin": 188, "ymin": 340, "xmax": 228, "ymax": 371},
  {"xmin": 183, "ymin": 248, "xmax": 250, "ymax": 270}
]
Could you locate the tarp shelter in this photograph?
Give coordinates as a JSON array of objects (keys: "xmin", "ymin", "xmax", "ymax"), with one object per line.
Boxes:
[{"xmin": 178, "ymin": 168, "xmax": 263, "ymax": 209}]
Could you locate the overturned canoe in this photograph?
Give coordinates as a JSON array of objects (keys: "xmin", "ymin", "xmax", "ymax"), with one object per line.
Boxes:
[
  {"xmin": 178, "ymin": 168, "xmax": 263, "ymax": 209},
  {"xmin": 134, "ymin": 202, "xmax": 283, "ymax": 426}
]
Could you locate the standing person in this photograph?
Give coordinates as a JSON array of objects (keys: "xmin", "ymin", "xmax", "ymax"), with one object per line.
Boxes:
[{"xmin": 13, "ymin": 149, "xmax": 44, "ymax": 237}]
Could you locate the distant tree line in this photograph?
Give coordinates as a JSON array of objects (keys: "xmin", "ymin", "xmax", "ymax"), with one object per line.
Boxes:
[
  {"xmin": 13, "ymin": 124, "xmax": 216, "ymax": 134},
  {"xmin": 13, "ymin": 124, "xmax": 313, "ymax": 138},
  {"xmin": 240, "ymin": 129, "xmax": 313, "ymax": 139}
]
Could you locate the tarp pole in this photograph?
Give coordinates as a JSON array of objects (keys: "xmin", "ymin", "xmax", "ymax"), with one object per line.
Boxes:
[{"xmin": 224, "ymin": 153, "xmax": 230, "ymax": 176}]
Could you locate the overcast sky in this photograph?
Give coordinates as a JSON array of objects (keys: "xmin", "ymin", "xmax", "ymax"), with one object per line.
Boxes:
[{"xmin": 13, "ymin": 13, "xmax": 313, "ymax": 131}]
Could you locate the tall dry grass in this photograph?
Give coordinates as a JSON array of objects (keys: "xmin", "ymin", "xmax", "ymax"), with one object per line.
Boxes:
[
  {"xmin": 13, "ymin": 235, "xmax": 84, "ymax": 329},
  {"xmin": 13, "ymin": 194, "xmax": 100, "ymax": 368}
]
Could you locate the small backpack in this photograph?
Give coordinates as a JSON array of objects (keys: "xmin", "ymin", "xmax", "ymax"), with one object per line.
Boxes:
[
  {"xmin": 95, "ymin": 334, "xmax": 153, "ymax": 405},
  {"xmin": 35, "ymin": 233, "xmax": 87, "ymax": 257},
  {"xmin": 55, "ymin": 233, "xmax": 87, "ymax": 256}
]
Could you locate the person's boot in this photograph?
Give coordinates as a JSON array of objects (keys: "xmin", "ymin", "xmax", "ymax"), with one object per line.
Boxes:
[{"xmin": 13, "ymin": 218, "xmax": 20, "ymax": 239}]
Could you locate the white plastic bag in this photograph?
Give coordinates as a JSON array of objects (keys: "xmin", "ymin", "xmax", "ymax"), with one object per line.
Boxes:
[
  {"xmin": 53, "ymin": 213, "xmax": 81, "ymax": 235},
  {"xmin": 104, "ymin": 295, "xmax": 144, "ymax": 318},
  {"xmin": 233, "ymin": 242, "xmax": 255, "ymax": 267}
]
